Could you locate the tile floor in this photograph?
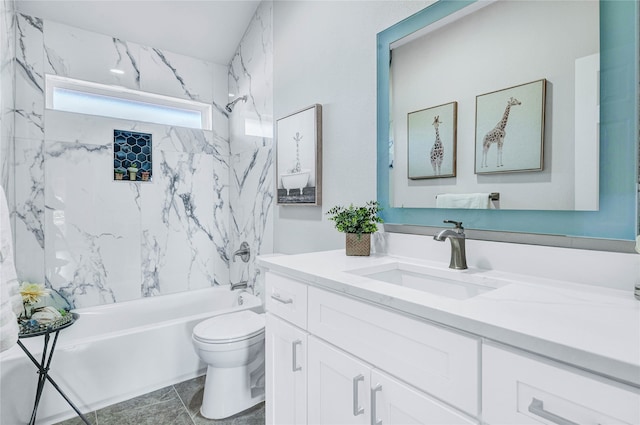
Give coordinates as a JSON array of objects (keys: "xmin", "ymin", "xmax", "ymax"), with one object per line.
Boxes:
[{"xmin": 54, "ymin": 375, "xmax": 265, "ymax": 425}]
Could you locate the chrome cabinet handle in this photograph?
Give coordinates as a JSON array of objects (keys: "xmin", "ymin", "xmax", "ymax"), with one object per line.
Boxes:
[
  {"xmin": 528, "ymin": 398, "xmax": 579, "ymax": 425},
  {"xmin": 291, "ymin": 340, "xmax": 302, "ymax": 372},
  {"xmin": 271, "ymin": 292, "xmax": 293, "ymax": 304},
  {"xmin": 371, "ymin": 384, "xmax": 383, "ymax": 425},
  {"xmin": 352, "ymin": 375, "xmax": 365, "ymax": 416}
]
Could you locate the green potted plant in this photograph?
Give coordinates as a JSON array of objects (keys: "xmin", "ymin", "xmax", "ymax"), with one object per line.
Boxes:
[
  {"xmin": 114, "ymin": 167, "xmax": 126, "ymax": 180},
  {"xmin": 127, "ymin": 163, "xmax": 138, "ymax": 181},
  {"xmin": 327, "ymin": 201, "xmax": 383, "ymax": 256}
]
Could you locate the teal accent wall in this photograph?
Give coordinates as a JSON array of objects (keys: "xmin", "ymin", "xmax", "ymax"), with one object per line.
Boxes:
[{"xmin": 377, "ymin": 0, "xmax": 638, "ymax": 240}]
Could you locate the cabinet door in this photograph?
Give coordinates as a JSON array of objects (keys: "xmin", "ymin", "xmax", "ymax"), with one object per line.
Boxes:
[
  {"xmin": 308, "ymin": 336, "xmax": 371, "ymax": 425},
  {"xmin": 308, "ymin": 286, "xmax": 479, "ymax": 415},
  {"xmin": 370, "ymin": 369, "xmax": 477, "ymax": 425},
  {"xmin": 483, "ymin": 343, "xmax": 640, "ymax": 425},
  {"xmin": 266, "ymin": 313, "xmax": 307, "ymax": 425}
]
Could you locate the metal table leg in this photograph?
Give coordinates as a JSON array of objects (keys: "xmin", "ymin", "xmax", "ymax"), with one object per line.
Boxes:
[{"xmin": 17, "ymin": 331, "xmax": 91, "ymax": 425}]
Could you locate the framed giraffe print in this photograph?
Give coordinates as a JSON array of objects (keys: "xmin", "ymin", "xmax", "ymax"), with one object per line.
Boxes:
[
  {"xmin": 475, "ymin": 79, "xmax": 546, "ymax": 174},
  {"xmin": 407, "ymin": 101, "xmax": 457, "ymax": 179}
]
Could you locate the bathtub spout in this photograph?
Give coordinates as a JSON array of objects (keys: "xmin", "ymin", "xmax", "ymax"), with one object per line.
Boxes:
[{"xmin": 231, "ymin": 281, "xmax": 249, "ymax": 291}]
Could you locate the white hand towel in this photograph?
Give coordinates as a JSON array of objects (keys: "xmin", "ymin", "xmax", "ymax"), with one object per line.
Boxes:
[
  {"xmin": 0, "ymin": 185, "xmax": 20, "ymax": 352},
  {"xmin": 436, "ymin": 193, "xmax": 492, "ymax": 209}
]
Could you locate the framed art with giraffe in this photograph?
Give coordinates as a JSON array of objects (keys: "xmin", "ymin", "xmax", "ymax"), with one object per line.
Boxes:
[
  {"xmin": 407, "ymin": 101, "xmax": 457, "ymax": 179},
  {"xmin": 475, "ymin": 79, "xmax": 546, "ymax": 175}
]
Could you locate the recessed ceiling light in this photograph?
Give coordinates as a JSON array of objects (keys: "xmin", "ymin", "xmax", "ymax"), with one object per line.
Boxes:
[{"xmin": 110, "ymin": 69, "xmax": 125, "ymax": 75}]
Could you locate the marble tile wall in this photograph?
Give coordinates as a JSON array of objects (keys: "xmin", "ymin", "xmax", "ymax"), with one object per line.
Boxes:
[
  {"xmin": 0, "ymin": 0, "xmax": 15, "ymax": 236},
  {"xmin": 13, "ymin": 11, "xmax": 43, "ymax": 287},
  {"xmin": 228, "ymin": 0, "xmax": 274, "ymax": 298},
  {"xmin": 12, "ymin": 16, "xmax": 233, "ymax": 308}
]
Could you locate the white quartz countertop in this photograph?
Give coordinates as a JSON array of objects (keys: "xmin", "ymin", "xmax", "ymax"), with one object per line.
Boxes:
[{"xmin": 258, "ymin": 250, "xmax": 640, "ymax": 388}]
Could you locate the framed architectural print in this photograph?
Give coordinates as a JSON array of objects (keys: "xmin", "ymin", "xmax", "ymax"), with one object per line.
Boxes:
[
  {"xmin": 407, "ymin": 101, "xmax": 457, "ymax": 179},
  {"xmin": 276, "ymin": 104, "xmax": 323, "ymax": 205},
  {"xmin": 475, "ymin": 79, "xmax": 546, "ymax": 174}
]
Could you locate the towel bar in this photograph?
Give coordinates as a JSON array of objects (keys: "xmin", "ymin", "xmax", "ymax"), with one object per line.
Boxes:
[{"xmin": 435, "ymin": 192, "xmax": 500, "ymax": 201}]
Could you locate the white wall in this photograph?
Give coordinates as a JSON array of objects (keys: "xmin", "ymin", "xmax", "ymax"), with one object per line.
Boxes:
[{"xmin": 273, "ymin": 0, "xmax": 432, "ymax": 254}]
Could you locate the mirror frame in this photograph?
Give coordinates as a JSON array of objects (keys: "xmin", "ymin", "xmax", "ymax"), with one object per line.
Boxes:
[{"xmin": 377, "ymin": 0, "xmax": 638, "ymax": 243}]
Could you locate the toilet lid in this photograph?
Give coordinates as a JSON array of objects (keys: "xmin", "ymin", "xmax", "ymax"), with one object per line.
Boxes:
[{"xmin": 193, "ymin": 310, "xmax": 265, "ymax": 343}]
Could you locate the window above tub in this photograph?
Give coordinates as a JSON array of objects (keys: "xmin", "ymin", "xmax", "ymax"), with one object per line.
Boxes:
[{"xmin": 45, "ymin": 74, "xmax": 212, "ymax": 130}]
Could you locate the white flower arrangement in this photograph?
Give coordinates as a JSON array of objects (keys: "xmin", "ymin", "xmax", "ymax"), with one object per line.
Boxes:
[{"xmin": 19, "ymin": 282, "xmax": 49, "ymax": 305}]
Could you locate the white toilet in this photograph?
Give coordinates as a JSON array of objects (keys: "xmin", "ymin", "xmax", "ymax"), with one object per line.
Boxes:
[{"xmin": 192, "ymin": 309, "xmax": 265, "ymax": 419}]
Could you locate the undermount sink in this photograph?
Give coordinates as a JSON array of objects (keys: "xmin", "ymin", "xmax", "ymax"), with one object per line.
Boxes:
[{"xmin": 347, "ymin": 262, "xmax": 506, "ymax": 300}]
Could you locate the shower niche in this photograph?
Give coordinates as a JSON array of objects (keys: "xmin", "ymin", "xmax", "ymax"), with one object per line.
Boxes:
[{"xmin": 113, "ymin": 130, "xmax": 152, "ymax": 182}]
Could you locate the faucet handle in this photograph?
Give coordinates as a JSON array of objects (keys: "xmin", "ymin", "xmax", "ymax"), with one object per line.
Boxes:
[{"xmin": 443, "ymin": 220, "xmax": 464, "ymax": 230}]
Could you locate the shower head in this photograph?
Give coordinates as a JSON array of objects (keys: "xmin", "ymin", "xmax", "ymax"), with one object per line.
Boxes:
[{"xmin": 225, "ymin": 95, "xmax": 247, "ymax": 113}]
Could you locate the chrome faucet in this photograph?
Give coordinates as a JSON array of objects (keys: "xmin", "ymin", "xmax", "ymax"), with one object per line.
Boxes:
[
  {"xmin": 231, "ymin": 242, "xmax": 251, "ymax": 290},
  {"xmin": 434, "ymin": 220, "xmax": 468, "ymax": 270},
  {"xmin": 233, "ymin": 241, "xmax": 250, "ymax": 263},
  {"xmin": 230, "ymin": 281, "xmax": 249, "ymax": 291}
]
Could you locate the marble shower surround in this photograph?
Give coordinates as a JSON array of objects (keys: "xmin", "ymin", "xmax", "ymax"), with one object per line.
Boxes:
[
  {"xmin": 228, "ymin": 0, "xmax": 274, "ymax": 297},
  {"xmin": 12, "ymin": 14, "xmax": 234, "ymax": 308},
  {"xmin": 0, "ymin": 0, "xmax": 15, "ymax": 242},
  {"xmin": 43, "ymin": 116, "xmax": 226, "ymax": 306}
]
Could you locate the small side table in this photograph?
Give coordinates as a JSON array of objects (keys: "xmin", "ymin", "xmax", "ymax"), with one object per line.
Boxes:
[{"xmin": 17, "ymin": 313, "xmax": 91, "ymax": 425}]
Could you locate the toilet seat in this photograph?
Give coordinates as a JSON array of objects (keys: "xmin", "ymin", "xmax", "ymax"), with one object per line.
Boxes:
[{"xmin": 193, "ymin": 310, "xmax": 264, "ymax": 344}]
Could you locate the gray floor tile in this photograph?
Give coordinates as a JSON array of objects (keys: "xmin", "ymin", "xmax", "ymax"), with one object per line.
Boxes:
[
  {"xmin": 96, "ymin": 397, "xmax": 193, "ymax": 425},
  {"xmin": 174, "ymin": 375, "xmax": 206, "ymax": 418},
  {"xmin": 53, "ymin": 376, "xmax": 264, "ymax": 425},
  {"xmin": 97, "ymin": 385, "xmax": 178, "ymax": 415},
  {"xmin": 192, "ymin": 402, "xmax": 265, "ymax": 425},
  {"xmin": 53, "ymin": 411, "xmax": 97, "ymax": 425}
]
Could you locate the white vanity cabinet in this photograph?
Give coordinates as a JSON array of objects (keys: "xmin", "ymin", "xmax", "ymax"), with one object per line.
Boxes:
[
  {"xmin": 264, "ymin": 267, "xmax": 640, "ymax": 425},
  {"xmin": 308, "ymin": 335, "xmax": 476, "ymax": 425},
  {"xmin": 265, "ymin": 271, "xmax": 479, "ymax": 424},
  {"xmin": 307, "ymin": 286, "xmax": 479, "ymax": 416},
  {"xmin": 482, "ymin": 343, "xmax": 640, "ymax": 425},
  {"xmin": 261, "ymin": 250, "xmax": 640, "ymax": 425},
  {"xmin": 265, "ymin": 273, "xmax": 309, "ymax": 425}
]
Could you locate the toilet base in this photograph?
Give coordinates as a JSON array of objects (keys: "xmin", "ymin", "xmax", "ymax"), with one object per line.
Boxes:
[{"xmin": 200, "ymin": 356, "xmax": 265, "ymax": 419}]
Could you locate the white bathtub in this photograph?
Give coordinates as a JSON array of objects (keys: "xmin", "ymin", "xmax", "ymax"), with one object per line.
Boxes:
[{"xmin": 0, "ymin": 286, "xmax": 262, "ymax": 425}]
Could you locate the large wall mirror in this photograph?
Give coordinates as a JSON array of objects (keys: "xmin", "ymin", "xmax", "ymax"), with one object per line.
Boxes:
[{"xmin": 377, "ymin": 0, "xmax": 638, "ymax": 242}]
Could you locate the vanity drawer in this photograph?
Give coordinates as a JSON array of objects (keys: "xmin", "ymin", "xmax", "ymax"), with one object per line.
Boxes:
[
  {"xmin": 308, "ymin": 286, "xmax": 479, "ymax": 415},
  {"xmin": 482, "ymin": 343, "xmax": 640, "ymax": 425},
  {"xmin": 265, "ymin": 272, "xmax": 308, "ymax": 329}
]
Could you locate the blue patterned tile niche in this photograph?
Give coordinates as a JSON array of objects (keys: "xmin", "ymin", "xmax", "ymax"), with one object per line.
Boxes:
[{"xmin": 113, "ymin": 130, "xmax": 152, "ymax": 182}]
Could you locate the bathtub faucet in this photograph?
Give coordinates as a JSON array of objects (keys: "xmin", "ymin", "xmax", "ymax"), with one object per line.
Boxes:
[
  {"xmin": 433, "ymin": 220, "xmax": 468, "ymax": 270},
  {"xmin": 230, "ymin": 281, "xmax": 249, "ymax": 291},
  {"xmin": 233, "ymin": 242, "xmax": 250, "ymax": 263}
]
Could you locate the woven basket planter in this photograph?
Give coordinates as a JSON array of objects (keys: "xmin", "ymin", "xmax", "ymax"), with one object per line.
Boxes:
[{"xmin": 345, "ymin": 233, "xmax": 371, "ymax": 256}]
